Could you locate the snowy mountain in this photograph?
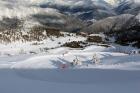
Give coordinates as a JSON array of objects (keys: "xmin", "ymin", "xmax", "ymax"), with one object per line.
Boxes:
[
  {"xmin": 0, "ymin": 0, "xmax": 139, "ymax": 45},
  {"xmin": 0, "ymin": 0, "xmax": 139, "ymax": 18},
  {"xmin": 0, "ymin": 0, "xmax": 116, "ymax": 21},
  {"xmin": 0, "ymin": 0, "xmax": 138, "ymax": 22},
  {"xmin": 115, "ymin": 0, "xmax": 140, "ymax": 15},
  {"xmin": 38, "ymin": 0, "xmax": 116, "ymax": 20},
  {"xmin": 86, "ymin": 14, "xmax": 137, "ymax": 33}
]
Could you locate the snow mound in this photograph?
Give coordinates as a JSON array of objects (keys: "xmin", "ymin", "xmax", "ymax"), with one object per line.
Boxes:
[
  {"xmin": 11, "ymin": 46, "xmax": 140, "ymax": 84},
  {"xmin": 84, "ymin": 45, "xmax": 106, "ymax": 51}
]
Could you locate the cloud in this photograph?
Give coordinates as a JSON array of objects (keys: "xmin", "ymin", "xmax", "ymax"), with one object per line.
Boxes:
[{"xmin": 0, "ymin": 0, "xmax": 138, "ymax": 20}]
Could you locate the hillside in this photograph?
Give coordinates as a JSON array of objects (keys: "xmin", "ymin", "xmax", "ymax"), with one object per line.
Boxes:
[{"xmin": 0, "ymin": 1, "xmax": 140, "ymax": 93}]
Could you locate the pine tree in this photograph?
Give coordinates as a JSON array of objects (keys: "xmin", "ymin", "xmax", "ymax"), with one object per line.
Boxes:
[{"xmin": 92, "ymin": 54, "xmax": 100, "ymax": 65}]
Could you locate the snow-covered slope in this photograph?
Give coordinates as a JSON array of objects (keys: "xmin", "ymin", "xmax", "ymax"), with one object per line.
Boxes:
[
  {"xmin": 84, "ymin": 14, "xmax": 135, "ymax": 33},
  {"xmin": 0, "ymin": 69, "xmax": 140, "ymax": 93},
  {"xmin": 0, "ymin": 43, "xmax": 140, "ymax": 93}
]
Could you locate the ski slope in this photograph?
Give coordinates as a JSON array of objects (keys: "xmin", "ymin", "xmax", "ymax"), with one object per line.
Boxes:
[{"xmin": 0, "ymin": 44, "xmax": 140, "ymax": 93}]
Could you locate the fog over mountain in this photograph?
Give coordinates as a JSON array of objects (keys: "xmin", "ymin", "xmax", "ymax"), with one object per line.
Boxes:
[
  {"xmin": 0, "ymin": 0, "xmax": 139, "ymax": 19},
  {"xmin": 0, "ymin": 0, "xmax": 139, "ymax": 41},
  {"xmin": 0, "ymin": 0, "xmax": 113, "ymax": 19}
]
